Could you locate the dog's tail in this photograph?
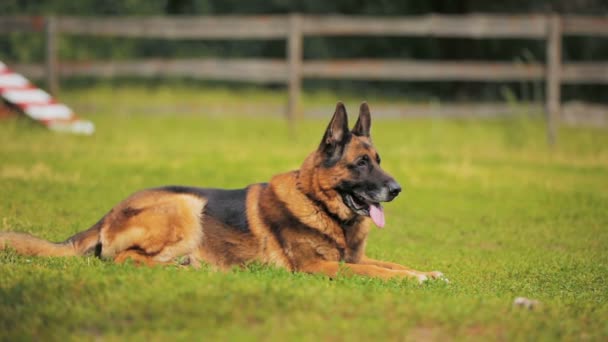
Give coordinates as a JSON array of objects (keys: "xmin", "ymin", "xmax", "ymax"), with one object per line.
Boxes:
[{"xmin": 0, "ymin": 219, "xmax": 103, "ymax": 257}]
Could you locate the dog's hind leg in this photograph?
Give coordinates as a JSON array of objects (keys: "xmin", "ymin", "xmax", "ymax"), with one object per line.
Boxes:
[{"xmin": 99, "ymin": 191, "xmax": 206, "ymax": 267}]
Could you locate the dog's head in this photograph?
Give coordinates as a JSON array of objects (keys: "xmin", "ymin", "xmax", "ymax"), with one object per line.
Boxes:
[{"xmin": 303, "ymin": 102, "xmax": 401, "ymax": 227}]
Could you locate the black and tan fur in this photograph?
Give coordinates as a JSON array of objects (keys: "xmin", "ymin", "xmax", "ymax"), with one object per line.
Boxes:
[{"xmin": 0, "ymin": 102, "xmax": 443, "ymax": 282}]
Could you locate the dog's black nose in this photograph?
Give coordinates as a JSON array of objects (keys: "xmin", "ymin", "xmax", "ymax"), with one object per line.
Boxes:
[{"xmin": 387, "ymin": 181, "xmax": 402, "ymax": 198}]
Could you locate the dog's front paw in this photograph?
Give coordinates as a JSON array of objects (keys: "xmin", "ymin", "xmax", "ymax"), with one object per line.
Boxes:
[
  {"xmin": 427, "ymin": 271, "xmax": 449, "ymax": 283},
  {"xmin": 415, "ymin": 273, "xmax": 429, "ymax": 284}
]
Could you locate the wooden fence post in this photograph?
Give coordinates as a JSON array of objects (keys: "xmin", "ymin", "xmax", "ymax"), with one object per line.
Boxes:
[
  {"xmin": 287, "ymin": 13, "xmax": 302, "ymax": 130},
  {"xmin": 45, "ymin": 16, "xmax": 59, "ymax": 95},
  {"xmin": 546, "ymin": 14, "xmax": 562, "ymax": 146}
]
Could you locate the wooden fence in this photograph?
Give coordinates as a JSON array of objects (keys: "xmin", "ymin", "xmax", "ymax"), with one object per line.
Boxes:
[{"xmin": 1, "ymin": 14, "xmax": 608, "ymax": 143}]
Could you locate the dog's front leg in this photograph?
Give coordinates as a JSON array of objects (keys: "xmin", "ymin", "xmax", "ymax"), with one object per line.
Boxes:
[
  {"xmin": 299, "ymin": 261, "xmax": 427, "ymax": 283},
  {"xmin": 359, "ymin": 256, "xmax": 446, "ymax": 282}
]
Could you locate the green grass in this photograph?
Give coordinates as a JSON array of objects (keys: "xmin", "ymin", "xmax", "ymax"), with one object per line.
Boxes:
[{"xmin": 1, "ymin": 85, "xmax": 607, "ymax": 341}]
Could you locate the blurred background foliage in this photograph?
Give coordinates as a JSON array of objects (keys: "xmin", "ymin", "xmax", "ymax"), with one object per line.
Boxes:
[{"xmin": 0, "ymin": 0, "xmax": 606, "ymax": 103}]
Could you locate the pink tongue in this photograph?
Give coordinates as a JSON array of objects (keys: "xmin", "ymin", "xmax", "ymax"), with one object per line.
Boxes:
[{"xmin": 369, "ymin": 204, "xmax": 385, "ymax": 228}]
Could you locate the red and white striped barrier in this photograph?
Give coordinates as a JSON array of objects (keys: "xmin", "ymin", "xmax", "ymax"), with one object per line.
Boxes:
[{"xmin": 0, "ymin": 61, "xmax": 94, "ymax": 135}]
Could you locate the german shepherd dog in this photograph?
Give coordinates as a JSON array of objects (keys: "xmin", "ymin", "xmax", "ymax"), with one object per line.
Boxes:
[{"xmin": 1, "ymin": 102, "xmax": 444, "ymax": 283}]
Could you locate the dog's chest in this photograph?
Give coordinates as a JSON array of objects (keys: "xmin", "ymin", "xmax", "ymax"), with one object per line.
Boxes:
[
  {"xmin": 343, "ymin": 221, "xmax": 370, "ymax": 263},
  {"xmin": 283, "ymin": 220, "xmax": 369, "ymax": 265}
]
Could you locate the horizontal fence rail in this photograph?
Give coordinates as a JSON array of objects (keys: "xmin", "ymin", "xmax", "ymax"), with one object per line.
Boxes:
[
  {"xmin": 57, "ymin": 16, "xmax": 289, "ymax": 39},
  {"xmin": 4, "ymin": 14, "xmax": 608, "ymax": 36},
  {"xmin": 11, "ymin": 60, "xmax": 608, "ymax": 83},
  {"xmin": 13, "ymin": 59, "xmax": 288, "ymax": 83},
  {"xmin": 301, "ymin": 15, "xmax": 549, "ymax": 38},
  {"xmin": 562, "ymin": 16, "xmax": 608, "ymax": 36},
  {"xmin": 1, "ymin": 14, "xmax": 608, "ymax": 142}
]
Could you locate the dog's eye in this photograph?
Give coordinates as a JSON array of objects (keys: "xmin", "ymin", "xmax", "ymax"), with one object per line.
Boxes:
[
  {"xmin": 376, "ymin": 154, "xmax": 381, "ymax": 165},
  {"xmin": 357, "ymin": 155, "xmax": 369, "ymax": 167}
]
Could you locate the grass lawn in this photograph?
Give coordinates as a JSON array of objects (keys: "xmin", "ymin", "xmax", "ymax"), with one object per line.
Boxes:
[{"xmin": 1, "ymin": 85, "xmax": 607, "ymax": 340}]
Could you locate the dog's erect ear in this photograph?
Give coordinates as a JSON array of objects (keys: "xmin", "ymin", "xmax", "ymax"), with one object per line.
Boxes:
[
  {"xmin": 323, "ymin": 102, "xmax": 349, "ymax": 144},
  {"xmin": 352, "ymin": 102, "xmax": 371, "ymax": 137},
  {"xmin": 319, "ymin": 102, "xmax": 350, "ymax": 164}
]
